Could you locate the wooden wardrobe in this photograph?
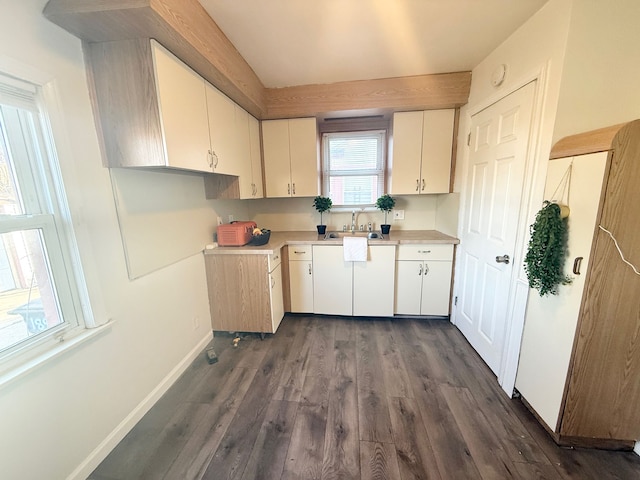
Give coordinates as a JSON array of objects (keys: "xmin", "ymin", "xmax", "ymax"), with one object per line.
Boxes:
[{"xmin": 517, "ymin": 120, "xmax": 640, "ymax": 450}]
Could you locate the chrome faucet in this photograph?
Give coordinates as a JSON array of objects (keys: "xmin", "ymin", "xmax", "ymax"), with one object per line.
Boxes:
[{"xmin": 351, "ymin": 210, "xmax": 356, "ymax": 233}]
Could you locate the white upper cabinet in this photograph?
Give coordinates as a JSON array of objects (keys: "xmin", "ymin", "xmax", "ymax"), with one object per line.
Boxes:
[
  {"xmin": 152, "ymin": 41, "xmax": 211, "ymax": 172},
  {"xmin": 205, "ymin": 82, "xmax": 239, "ymax": 176},
  {"xmin": 248, "ymin": 115, "xmax": 264, "ymax": 198},
  {"xmin": 262, "ymin": 118, "xmax": 319, "ymax": 198},
  {"xmin": 390, "ymin": 109, "xmax": 455, "ymax": 194}
]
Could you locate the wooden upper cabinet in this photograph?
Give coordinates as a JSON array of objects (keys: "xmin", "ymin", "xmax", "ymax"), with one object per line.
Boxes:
[
  {"xmin": 390, "ymin": 109, "xmax": 455, "ymax": 195},
  {"xmin": 262, "ymin": 117, "xmax": 319, "ymax": 198},
  {"xmin": 86, "ymin": 39, "xmax": 214, "ymax": 172}
]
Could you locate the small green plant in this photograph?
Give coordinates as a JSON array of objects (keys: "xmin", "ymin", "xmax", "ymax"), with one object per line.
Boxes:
[
  {"xmin": 375, "ymin": 194, "xmax": 396, "ymax": 225},
  {"xmin": 524, "ymin": 201, "xmax": 572, "ymax": 296},
  {"xmin": 313, "ymin": 196, "xmax": 333, "ymax": 225}
]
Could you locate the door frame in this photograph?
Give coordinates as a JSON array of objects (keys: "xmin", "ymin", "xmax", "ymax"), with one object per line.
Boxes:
[{"xmin": 452, "ymin": 63, "xmax": 551, "ymax": 397}]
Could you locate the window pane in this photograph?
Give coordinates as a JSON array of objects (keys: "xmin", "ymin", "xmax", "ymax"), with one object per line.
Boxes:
[
  {"xmin": 329, "ymin": 175, "xmax": 381, "ymax": 205},
  {"xmin": 323, "ymin": 130, "xmax": 385, "ymax": 206},
  {"xmin": 0, "ymin": 229, "xmax": 62, "ymax": 352},
  {"xmin": 0, "ymin": 111, "xmax": 24, "ymax": 215}
]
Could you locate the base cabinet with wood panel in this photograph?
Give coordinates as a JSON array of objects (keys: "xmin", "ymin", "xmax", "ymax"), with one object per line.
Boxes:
[
  {"xmin": 205, "ymin": 249, "xmax": 284, "ymax": 334},
  {"xmin": 287, "ymin": 245, "xmax": 314, "ymax": 313},
  {"xmin": 394, "ymin": 244, "xmax": 453, "ymax": 316},
  {"xmin": 516, "ymin": 120, "xmax": 640, "ymax": 450},
  {"xmin": 390, "ymin": 109, "xmax": 455, "ymax": 195}
]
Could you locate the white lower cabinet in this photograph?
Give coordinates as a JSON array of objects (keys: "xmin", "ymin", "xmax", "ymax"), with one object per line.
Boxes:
[
  {"xmin": 312, "ymin": 245, "xmax": 352, "ymax": 315},
  {"xmin": 353, "ymin": 245, "xmax": 396, "ymax": 317},
  {"xmin": 395, "ymin": 244, "xmax": 453, "ymax": 316},
  {"xmin": 312, "ymin": 245, "xmax": 395, "ymax": 316},
  {"xmin": 288, "ymin": 246, "xmax": 314, "ymax": 313}
]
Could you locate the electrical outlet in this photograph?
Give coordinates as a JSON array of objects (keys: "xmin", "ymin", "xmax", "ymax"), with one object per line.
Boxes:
[
  {"xmin": 217, "ymin": 216, "xmax": 223, "ymax": 226},
  {"xmin": 393, "ymin": 210, "xmax": 405, "ymax": 220},
  {"xmin": 228, "ymin": 214, "xmax": 234, "ymax": 223}
]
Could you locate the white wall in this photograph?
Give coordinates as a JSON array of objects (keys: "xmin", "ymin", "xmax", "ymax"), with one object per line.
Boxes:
[
  {"xmin": 552, "ymin": 0, "xmax": 640, "ymax": 140},
  {"xmin": 248, "ymin": 194, "xmax": 449, "ymax": 233},
  {"xmin": 0, "ymin": 1, "xmax": 241, "ymax": 478}
]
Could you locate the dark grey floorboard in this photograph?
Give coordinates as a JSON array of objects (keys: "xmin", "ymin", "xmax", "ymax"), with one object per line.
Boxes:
[{"xmin": 89, "ymin": 316, "xmax": 640, "ymax": 480}]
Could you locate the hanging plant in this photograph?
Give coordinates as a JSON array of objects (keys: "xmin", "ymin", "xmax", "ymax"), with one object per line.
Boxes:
[{"xmin": 524, "ymin": 201, "xmax": 572, "ymax": 296}]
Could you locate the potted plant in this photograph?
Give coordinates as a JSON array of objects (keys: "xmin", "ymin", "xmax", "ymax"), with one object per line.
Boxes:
[
  {"xmin": 313, "ymin": 196, "xmax": 332, "ymax": 234},
  {"xmin": 524, "ymin": 201, "xmax": 572, "ymax": 296},
  {"xmin": 375, "ymin": 194, "xmax": 396, "ymax": 234}
]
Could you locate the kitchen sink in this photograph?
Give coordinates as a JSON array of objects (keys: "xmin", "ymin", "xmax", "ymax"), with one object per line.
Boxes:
[{"xmin": 324, "ymin": 231, "xmax": 385, "ymax": 240}]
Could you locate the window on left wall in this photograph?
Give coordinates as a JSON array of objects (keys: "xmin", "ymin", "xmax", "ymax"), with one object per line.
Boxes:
[{"xmin": 0, "ymin": 74, "xmax": 85, "ymax": 366}]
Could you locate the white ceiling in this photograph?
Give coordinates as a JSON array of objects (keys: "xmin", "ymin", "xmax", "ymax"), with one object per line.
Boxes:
[{"xmin": 198, "ymin": 0, "xmax": 548, "ymax": 88}]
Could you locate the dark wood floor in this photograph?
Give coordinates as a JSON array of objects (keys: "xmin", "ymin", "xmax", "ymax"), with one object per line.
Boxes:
[{"xmin": 90, "ymin": 316, "xmax": 640, "ymax": 480}]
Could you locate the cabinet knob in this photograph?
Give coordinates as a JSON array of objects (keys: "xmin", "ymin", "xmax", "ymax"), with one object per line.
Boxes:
[
  {"xmin": 421, "ymin": 179, "xmax": 425, "ymax": 191},
  {"xmin": 424, "ymin": 264, "xmax": 429, "ymax": 276},
  {"xmin": 308, "ymin": 263, "xmax": 312, "ymax": 275},
  {"xmin": 292, "ymin": 183, "xmax": 296, "ymax": 195},
  {"xmin": 418, "ymin": 264, "xmax": 423, "ymax": 276},
  {"xmin": 287, "ymin": 183, "xmax": 291, "ymax": 195},
  {"xmin": 416, "ymin": 179, "xmax": 420, "ymax": 192}
]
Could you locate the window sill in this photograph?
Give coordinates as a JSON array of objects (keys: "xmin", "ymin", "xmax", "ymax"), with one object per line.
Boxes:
[{"xmin": 0, "ymin": 320, "xmax": 114, "ymax": 390}]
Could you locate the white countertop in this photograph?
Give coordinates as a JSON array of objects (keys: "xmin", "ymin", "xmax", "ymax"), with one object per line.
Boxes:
[{"xmin": 204, "ymin": 230, "xmax": 459, "ymax": 255}]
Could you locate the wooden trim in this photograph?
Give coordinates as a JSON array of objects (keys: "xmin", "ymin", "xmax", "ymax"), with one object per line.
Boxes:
[
  {"xmin": 44, "ymin": 1, "xmax": 471, "ymax": 120},
  {"xmin": 264, "ymin": 72, "xmax": 471, "ymax": 119},
  {"xmin": 549, "ymin": 122, "xmax": 629, "ymax": 159},
  {"xmin": 203, "ymin": 173, "xmax": 240, "ymax": 200},
  {"xmin": 44, "ymin": 0, "xmax": 266, "ymax": 117}
]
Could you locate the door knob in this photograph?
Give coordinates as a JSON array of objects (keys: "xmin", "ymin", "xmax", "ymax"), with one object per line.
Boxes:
[{"xmin": 495, "ymin": 254, "xmax": 510, "ymax": 264}]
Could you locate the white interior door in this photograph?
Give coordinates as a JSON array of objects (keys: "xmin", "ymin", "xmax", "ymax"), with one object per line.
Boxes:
[{"xmin": 455, "ymin": 82, "xmax": 536, "ymax": 374}]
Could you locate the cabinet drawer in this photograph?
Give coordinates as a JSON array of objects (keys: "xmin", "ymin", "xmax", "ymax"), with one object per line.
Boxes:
[
  {"xmin": 268, "ymin": 248, "xmax": 282, "ymax": 271},
  {"xmin": 396, "ymin": 244, "xmax": 453, "ymax": 261},
  {"xmin": 288, "ymin": 245, "xmax": 312, "ymax": 261}
]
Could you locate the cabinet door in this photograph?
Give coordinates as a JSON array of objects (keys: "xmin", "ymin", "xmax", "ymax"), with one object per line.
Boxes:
[
  {"xmin": 270, "ymin": 263, "xmax": 285, "ymax": 333},
  {"xmin": 420, "ymin": 260, "xmax": 452, "ymax": 316},
  {"xmin": 248, "ymin": 115, "xmax": 264, "ymax": 198},
  {"xmin": 390, "ymin": 111, "xmax": 423, "ymax": 195},
  {"xmin": 313, "ymin": 246, "xmax": 352, "ymax": 315},
  {"xmin": 421, "ymin": 109, "xmax": 454, "ymax": 193},
  {"xmin": 289, "ymin": 260, "xmax": 314, "ymax": 313},
  {"xmin": 394, "ymin": 260, "xmax": 424, "ymax": 315},
  {"xmin": 235, "ymin": 106, "xmax": 254, "ymax": 199},
  {"xmin": 152, "ymin": 41, "xmax": 211, "ymax": 172},
  {"xmin": 262, "ymin": 119, "xmax": 292, "ymax": 197},
  {"xmin": 353, "ymin": 245, "xmax": 396, "ymax": 317},
  {"xmin": 206, "ymin": 82, "xmax": 238, "ymax": 175},
  {"xmin": 289, "ymin": 118, "xmax": 319, "ymax": 197}
]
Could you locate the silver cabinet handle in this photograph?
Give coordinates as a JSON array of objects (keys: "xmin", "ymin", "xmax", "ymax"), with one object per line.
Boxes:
[
  {"xmin": 418, "ymin": 264, "xmax": 423, "ymax": 276},
  {"xmin": 287, "ymin": 183, "xmax": 291, "ymax": 195},
  {"xmin": 271, "ymin": 277, "xmax": 275, "ymax": 288},
  {"xmin": 292, "ymin": 183, "xmax": 296, "ymax": 195},
  {"xmin": 417, "ymin": 250, "xmax": 431, "ymax": 254},
  {"xmin": 495, "ymin": 254, "xmax": 510, "ymax": 264},
  {"xmin": 308, "ymin": 263, "xmax": 312, "ymax": 275},
  {"xmin": 293, "ymin": 250, "xmax": 307, "ymax": 254},
  {"xmin": 211, "ymin": 149, "xmax": 219, "ymax": 168},
  {"xmin": 207, "ymin": 150, "xmax": 213, "ymax": 169},
  {"xmin": 416, "ymin": 179, "xmax": 420, "ymax": 192},
  {"xmin": 422, "ymin": 179, "xmax": 425, "ymax": 191},
  {"xmin": 424, "ymin": 263, "xmax": 429, "ymax": 276}
]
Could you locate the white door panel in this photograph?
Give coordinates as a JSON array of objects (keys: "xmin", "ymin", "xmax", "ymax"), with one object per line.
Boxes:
[{"xmin": 455, "ymin": 82, "xmax": 536, "ymax": 375}]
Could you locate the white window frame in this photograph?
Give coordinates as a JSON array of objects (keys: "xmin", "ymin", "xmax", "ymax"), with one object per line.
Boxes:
[
  {"xmin": 0, "ymin": 72, "xmax": 93, "ymax": 379},
  {"xmin": 322, "ymin": 130, "xmax": 387, "ymax": 208}
]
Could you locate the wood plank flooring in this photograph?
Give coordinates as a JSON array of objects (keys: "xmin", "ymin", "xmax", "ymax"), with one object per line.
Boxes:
[{"xmin": 89, "ymin": 316, "xmax": 640, "ymax": 480}]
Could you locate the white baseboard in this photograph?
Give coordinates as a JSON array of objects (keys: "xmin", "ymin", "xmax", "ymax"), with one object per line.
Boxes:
[{"xmin": 67, "ymin": 332, "xmax": 213, "ymax": 480}]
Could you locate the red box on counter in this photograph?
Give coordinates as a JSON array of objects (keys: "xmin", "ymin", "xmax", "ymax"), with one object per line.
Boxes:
[{"xmin": 216, "ymin": 221, "xmax": 257, "ymax": 246}]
